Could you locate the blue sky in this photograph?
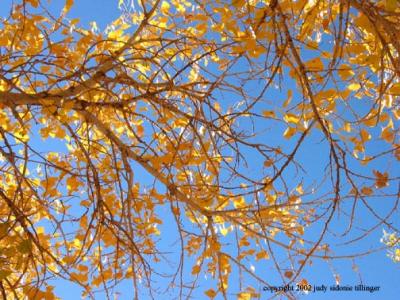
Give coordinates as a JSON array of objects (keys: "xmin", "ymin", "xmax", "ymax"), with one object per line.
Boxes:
[{"xmin": 1, "ymin": 0, "xmax": 399, "ymax": 299}]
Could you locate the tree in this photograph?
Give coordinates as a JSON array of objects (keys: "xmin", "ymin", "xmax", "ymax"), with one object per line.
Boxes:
[{"xmin": 0, "ymin": 0, "xmax": 399, "ymax": 298}]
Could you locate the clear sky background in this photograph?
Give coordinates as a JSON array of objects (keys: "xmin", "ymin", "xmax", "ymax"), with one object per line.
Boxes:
[{"xmin": 1, "ymin": 1, "xmax": 399, "ymax": 299}]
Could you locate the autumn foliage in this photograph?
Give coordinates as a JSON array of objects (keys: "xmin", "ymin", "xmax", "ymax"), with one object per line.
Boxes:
[{"xmin": 0, "ymin": 0, "xmax": 399, "ymax": 299}]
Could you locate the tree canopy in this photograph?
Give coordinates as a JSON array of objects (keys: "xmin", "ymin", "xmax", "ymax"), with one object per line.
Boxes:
[{"xmin": 0, "ymin": 0, "xmax": 399, "ymax": 299}]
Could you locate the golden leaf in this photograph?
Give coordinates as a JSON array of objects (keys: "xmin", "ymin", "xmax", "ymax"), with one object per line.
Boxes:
[
  {"xmin": 361, "ymin": 186, "xmax": 373, "ymax": 195},
  {"xmin": 373, "ymin": 170, "xmax": 389, "ymax": 189},
  {"xmin": 360, "ymin": 128, "xmax": 371, "ymax": 143},
  {"xmin": 161, "ymin": 1, "xmax": 170, "ymax": 15},
  {"xmin": 255, "ymin": 250, "xmax": 269, "ymax": 260},
  {"xmin": 388, "ymin": 83, "xmax": 400, "ymax": 95},
  {"xmin": 205, "ymin": 288, "xmax": 217, "ymax": 299},
  {"xmin": 283, "ymin": 89, "xmax": 293, "ymax": 108},
  {"xmin": 191, "ymin": 265, "xmax": 201, "ymax": 275},
  {"xmin": 337, "ymin": 64, "xmax": 354, "ymax": 80},
  {"xmin": 305, "ymin": 57, "xmax": 324, "ymax": 71},
  {"xmin": 0, "ymin": 270, "xmax": 12, "ymax": 280},
  {"xmin": 263, "ymin": 159, "xmax": 273, "ymax": 167},
  {"xmin": 284, "ymin": 270, "xmax": 293, "ymax": 279},
  {"xmin": 63, "ymin": 0, "xmax": 74, "ymax": 14},
  {"xmin": 348, "ymin": 83, "xmax": 361, "ymax": 91},
  {"xmin": 381, "ymin": 127, "xmax": 394, "ymax": 143},
  {"xmin": 262, "ymin": 110, "xmax": 276, "ymax": 118},
  {"xmin": 283, "ymin": 127, "xmax": 296, "ymax": 139},
  {"xmin": 284, "ymin": 113, "xmax": 300, "ymax": 124},
  {"xmin": 238, "ymin": 292, "xmax": 251, "ymax": 300},
  {"xmin": 26, "ymin": 0, "xmax": 39, "ymax": 8}
]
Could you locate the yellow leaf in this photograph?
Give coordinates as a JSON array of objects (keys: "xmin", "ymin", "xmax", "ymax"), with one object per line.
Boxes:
[
  {"xmin": 214, "ymin": 102, "xmax": 221, "ymax": 112},
  {"xmin": 55, "ymin": 126, "xmax": 66, "ymax": 139},
  {"xmin": 40, "ymin": 65, "xmax": 51, "ymax": 73},
  {"xmin": 296, "ymin": 184, "xmax": 303, "ymax": 194},
  {"xmin": 388, "ymin": 83, "xmax": 400, "ymax": 95},
  {"xmin": 0, "ymin": 80, "xmax": 8, "ymax": 92},
  {"xmin": 191, "ymin": 265, "xmax": 201, "ymax": 275},
  {"xmin": 239, "ymin": 237, "xmax": 250, "ymax": 247},
  {"xmin": 63, "ymin": 0, "xmax": 74, "ymax": 14},
  {"xmin": 0, "ymin": 270, "xmax": 12, "ymax": 280},
  {"xmin": 205, "ymin": 288, "xmax": 217, "ymax": 299},
  {"xmin": 296, "ymin": 226, "xmax": 305, "ymax": 235},
  {"xmin": 220, "ymin": 226, "xmax": 229, "ymax": 236},
  {"xmin": 233, "ymin": 196, "xmax": 246, "ymax": 209},
  {"xmin": 137, "ymin": 125, "xmax": 144, "ymax": 137},
  {"xmin": 196, "ymin": 22, "xmax": 208, "ymax": 36},
  {"xmin": 361, "ymin": 186, "xmax": 373, "ymax": 195},
  {"xmin": 66, "ymin": 176, "xmax": 83, "ymax": 192},
  {"xmin": 360, "ymin": 129, "xmax": 371, "ymax": 143},
  {"xmin": 262, "ymin": 110, "xmax": 276, "ymax": 118},
  {"xmin": 348, "ymin": 83, "xmax": 361, "ymax": 91},
  {"xmin": 255, "ymin": 250, "xmax": 269, "ymax": 260},
  {"xmin": 381, "ymin": 127, "xmax": 394, "ymax": 143},
  {"xmin": 40, "ymin": 127, "xmax": 51, "ymax": 139},
  {"xmin": 337, "ymin": 64, "xmax": 354, "ymax": 80},
  {"xmin": 0, "ymin": 222, "xmax": 9, "ymax": 236},
  {"xmin": 283, "ymin": 89, "xmax": 293, "ymax": 107},
  {"xmin": 26, "ymin": 0, "xmax": 39, "ymax": 7},
  {"xmin": 373, "ymin": 170, "xmax": 389, "ymax": 189},
  {"xmin": 70, "ymin": 271, "xmax": 88, "ymax": 283},
  {"xmin": 305, "ymin": 57, "xmax": 324, "ymax": 71},
  {"xmin": 92, "ymin": 275, "xmax": 103, "ymax": 287},
  {"xmin": 363, "ymin": 110, "xmax": 378, "ymax": 127},
  {"xmin": 386, "ymin": 0, "xmax": 398, "ymax": 11},
  {"xmin": 173, "ymin": 118, "xmax": 188, "ymax": 128},
  {"xmin": 238, "ymin": 292, "xmax": 251, "ymax": 300},
  {"xmin": 232, "ymin": 0, "xmax": 246, "ymax": 8},
  {"xmin": 263, "ymin": 159, "xmax": 273, "ymax": 167},
  {"xmin": 160, "ymin": 1, "xmax": 170, "ymax": 15},
  {"xmin": 284, "ymin": 113, "xmax": 300, "ymax": 124},
  {"xmin": 284, "ymin": 270, "xmax": 293, "ymax": 279},
  {"xmin": 298, "ymin": 278, "xmax": 310, "ymax": 288},
  {"xmin": 15, "ymin": 129, "xmax": 30, "ymax": 143},
  {"xmin": 17, "ymin": 240, "xmax": 32, "ymax": 254},
  {"xmin": 37, "ymin": 227, "xmax": 45, "ymax": 235},
  {"xmin": 79, "ymin": 215, "xmax": 88, "ymax": 227},
  {"xmin": 343, "ymin": 122, "xmax": 351, "ymax": 132},
  {"xmin": 42, "ymin": 105, "xmax": 58, "ymax": 115},
  {"xmin": 0, "ymin": 34, "xmax": 9, "ymax": 47},
  {"xmin": 41, "ymin": 177, "xmax": 58, "ymax": 189},
  {"xmin": 393, "ymin": 109, "xmax": 400, "ymax": 120},
  {"xmin": 71, "ymin": 238, "xmax": 82, "ymax": 249},
  {"xmin": 283, "ymin": 127, "xmax": 296, "ymax": 139},
  {"xmin": 71, "ymin": 18, "xmax": 80, "ymax": 26},
  {"xmin": 44, "ymin": 286, "xmax": 56, "ymax": 300}
]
